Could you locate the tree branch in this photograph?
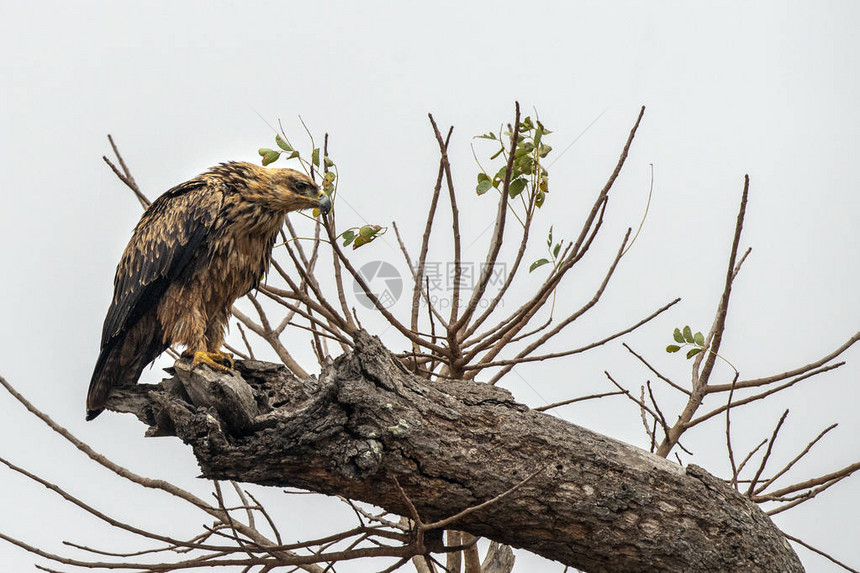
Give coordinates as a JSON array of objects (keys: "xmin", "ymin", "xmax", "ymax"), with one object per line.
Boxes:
[{"xmin": 87, "ymin": 334, "xmax": 801, "ymax": 572}]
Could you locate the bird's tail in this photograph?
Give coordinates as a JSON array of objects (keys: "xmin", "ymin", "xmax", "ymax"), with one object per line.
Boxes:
[
  {"xmin": 87, "ymin": 333, "xmax": 165, "ymax": 420},
  {"xmin": 87, "ymin": 341, "xmax": 125, "ymax": 420}
]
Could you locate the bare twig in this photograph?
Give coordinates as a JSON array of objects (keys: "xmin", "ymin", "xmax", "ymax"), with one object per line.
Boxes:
[
  {"xmin": 783, "ymin": 532, "xmax": 859, "ymax": 573},
  {"xmin": 746, "ymin": 410, "xmax": 789, "ymax": 497},
  {"xmin": 533, "ymin": 391, "xmax": 625, "ymax": 412},
  {"xmin": 725, "ymin": 372, "xmax": 740, "ymax": 488},
  {"xmin": 622, "ymin": 343, "xmax": 691, "ymax": 396},
  {"xmin": 103, "ymin": 134, "xmax": 150, "ymax": 208},
  {"xmin": 754, "ymin": 423, "xmax": 839, "ymax": 495}
]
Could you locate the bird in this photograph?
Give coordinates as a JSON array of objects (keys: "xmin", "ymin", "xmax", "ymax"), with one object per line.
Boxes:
[{"xmin": 86, "ymin": 161, "xmax": 331, "ymax": 420}]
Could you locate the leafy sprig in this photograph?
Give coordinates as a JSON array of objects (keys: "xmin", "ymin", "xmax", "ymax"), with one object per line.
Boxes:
[
  {"xmin": 666, "ymin": 325, "xmax": 738, "ymax": 372},
  {"xmin": 474, "ymin": 115, "xmax": 552, "ymax": 221},
  {"xmin": 258, "ymin": 129, "xmax": 337, "ymax": 217},
  {"xmin": 339, "ymin": 225, "xmax": 386, "ymax": 249},
  {"xmin": 258, "ymin": 122, "xmax": 385, "ymax": 249},
  {"xmin": 666, "ymin": 326, "xmax": 706, "ymax": 359},
  {"xmin": 529, "ymin": 225, "xmax": 564, "ymax": 273}
]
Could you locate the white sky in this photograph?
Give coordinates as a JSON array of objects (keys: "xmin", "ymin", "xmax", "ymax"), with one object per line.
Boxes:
[{"xmin": 1, "ymin": 2, "xmax": 858, "ymax": 571}]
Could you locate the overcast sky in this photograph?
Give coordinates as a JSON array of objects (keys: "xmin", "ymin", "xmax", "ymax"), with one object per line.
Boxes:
[{"xmin": 1, "ymin": 2, "xmax": 858, "ymax": 571}]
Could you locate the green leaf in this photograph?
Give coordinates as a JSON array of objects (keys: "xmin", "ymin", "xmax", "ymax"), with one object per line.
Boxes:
[
  {"xmin": 353, "ymin": 235, "xmax": 369, "ymax": 249},
  {"xmin": 476, "ymin": 132, "xmax": 497, "ymax": 140},
  {"xmin": 324, "ymin": 155, "xmax": 334, "ymax": 168},
  {"xmin": 359, "ymin": 224, "xmax": 380, "ymax": 239},
  {"xmin": 694, "ymin": 331, "xmax": 705, "ymax": 346},
  {"xmin": 275, "ymin": 134, "xmax": 292, "ymax": 152},
  {"xmin": 535, "ymin": 189, "xmax": 545, "ymax": 207},
  {"xmin": 514, "ymin": 155, "xmax": 534, "ymax": 176},
  {"xmin": 547, "ymin": 226, "xmax": 553, "ymax": 248},
  {"xmin": 494, "ymin": 166, "xmax": 508, "ymax": 183},
  {"xmin": 529, "ymin": 258, "xmax": 550, "ymax": 273},
  {"xmin": 539, "ymin": 144, "xmax": 552, "ymax": 158},
  {"xmin": 553, "ymin": 243, "xmax": 561, "ymax": 259},
  {"xmin": 683, "ymin": 325, "xmax": 694, "ymax": 344},
  {"xmin": 476, "ymin": 179, "xmax": 493, "ymax": 195},
  {"xmin": 508, "ymin": 177, "xmax": 527, "ymax": 198},
  {"xmin": 666, "ymin": 344, "xmax": 681, "ymax": 353},
  {"xmin": 262, "ymin": 150, "xmax": 280, "ymax": 166},
  {"xmin": 311, "ymin": 148, "xmax": 320, "ymax": 168},
  {"xmin": 341, "ymin": 229, "xmax": 355, "ymax": 246},
  {"xmin": 534, "ymin": 128, "xmax": 543, "ymax": 147},
  {"xmin": 673, "ymin": 328, "xmax": 685, "ymax": 344},
  {"xmin": 258, "ymin": 147, "xmax": 274, "ymax": 157},
  {"xmin": 686, "ymin": 348, "xmax": 703, "ymax": 359},
  {"xmin": 288, "ymin": 150, "xmax": 300, "ymax": 159}
]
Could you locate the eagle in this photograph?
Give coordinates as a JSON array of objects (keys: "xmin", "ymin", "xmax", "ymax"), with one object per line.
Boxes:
[{"xmin": 87, "ymin": 161, "xmax": 331, "ymax": 420}]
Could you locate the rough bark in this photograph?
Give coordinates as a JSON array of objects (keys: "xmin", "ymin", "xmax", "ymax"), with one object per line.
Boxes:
[{"xmin": 108, "ymin": 331, "xmax": 802, "ymax": 573}]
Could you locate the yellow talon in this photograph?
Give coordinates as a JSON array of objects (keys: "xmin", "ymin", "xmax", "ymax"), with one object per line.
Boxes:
[{"xmin": 191, "ymin": 350, "xmax": 234, "ymax": 371}]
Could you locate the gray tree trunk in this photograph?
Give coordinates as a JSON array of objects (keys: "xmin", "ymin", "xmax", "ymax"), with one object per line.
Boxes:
[{"xmin": 109, "ymin": 331, "xmax": 802, "ymax": 573}]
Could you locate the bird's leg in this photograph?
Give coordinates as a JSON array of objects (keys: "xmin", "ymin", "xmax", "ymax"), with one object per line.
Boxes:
[
  {"xmin": 185, "ymin": 350, "xmax": 233, "ymax": 372},
  {"xmin": 191, "ymin": 351, "xmax": 231, "ymax": 371},
  {"xmin": 210, "ymin": 349, "xmax": 234, "ymax": 369},
  {"xmin": 200, "ymin": 313, "xmax": 234, "ymax": 369}
]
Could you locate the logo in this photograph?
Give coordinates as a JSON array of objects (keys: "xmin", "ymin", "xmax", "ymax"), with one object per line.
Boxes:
[{"xmin": 354, "ymin": 261, "xmax": 403, "ymax": 309}]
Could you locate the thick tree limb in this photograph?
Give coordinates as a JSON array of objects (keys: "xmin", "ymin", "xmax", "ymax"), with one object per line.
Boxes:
[{"xmin": 106, "ymin": 331, "xmax": 802, "ymax": 573}]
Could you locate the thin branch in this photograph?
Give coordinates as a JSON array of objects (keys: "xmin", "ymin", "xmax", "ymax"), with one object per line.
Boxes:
[
  {"xmin": 0, "ymin": 375, "xmax": 326, "ymax": 573},
  {"xmin": 783, "ymin": 532, "xmax": 859, "ymax": 573},
  {"xmin": 645, "ymin": 380, "xmax": 669, "ymax": 437},
  {"xmin": 764, "ymin": 461, "xmax": 860, "ymax": 500},
  {"xmin": 656, "ymin": 176, "xmax": 749, "ymax": 457},
  {"xmin": 725, "ymin": 372, "xmax": 740, "ymax": 488},
  {"xmin": 0, "ymin": 455, "xmax": 230, "ymax": 553},
  {"xmin": 103, "ymin": 134, "xmax": 150, "ymax": 208},
  {"xmin": 604, "ymin": 372, "xmax": 664, "ymax": 430},
  {"xmin": 478, "ymin": 297, "xmax": 679, "ymax": 379},
  {"xmin": 424, "ymin": 465, "xmax": 547, "ymax": 531},
  {"xmin": 706, "ymin": 331, "xmax": 860, "ymax": 393},
  {"xmin": 765, "ymin": 464, "xmax": 860, "ymax": 516},
  {"xmin": 754, "ymin": 423, "xmax": 839, "ymax": 495},
  {"xmin": 622, "ymin": 343, "xmax": 691, "ymax": 396},
  {"xmin": 322, "ymin": 218, "xmax": 448, "ymax": 356},
  {"xmin": 451, "ymin": 102, "xmax": 520, "ymax": 335},
  {"xmin": 236, "ymin": 322, "xmax": 257, "ymax": 360},
  {"xmin": 411, "ymin": 130, "xmax": 452, "ymax": 352},
  {"xmin": 746, "ymin": 410, "xmax": 789, "ymax": 497},
  {"xmin": 232, "ymin": 304, "xmax": 310, "ymax": 380},
  {"xmin": 463, "ymin": 106, "xmax": 645, "ymax": 360},
  {"xmin": 736, "ymin": 439, "xmax": 769, "ymax": 478},
  {"xmin": 428, "ymin": 115, "xmax": 463, "ymax": 328},
  {"xmin": 533, "ymin": 391, "xmax": 625, "ymax": 412},
  {"xmin": 686, "ymin": 362, "xmax": 845, "ymax": 427}
]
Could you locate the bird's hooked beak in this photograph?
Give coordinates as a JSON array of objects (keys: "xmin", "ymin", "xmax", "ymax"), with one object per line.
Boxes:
[{"xmin": 317, "ymin": 192, "xmax": 332, "ymax": 216}]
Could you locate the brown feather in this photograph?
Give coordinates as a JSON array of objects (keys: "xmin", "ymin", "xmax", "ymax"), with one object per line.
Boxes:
[{"xmin": 87, "ymin": 162, "xmax": 323, "ymax": 420}]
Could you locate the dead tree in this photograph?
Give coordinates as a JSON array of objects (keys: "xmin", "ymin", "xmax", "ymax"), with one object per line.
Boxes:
[{"xmin": 0, "ymin": 105, "xmax": 857, "ymax": 572}]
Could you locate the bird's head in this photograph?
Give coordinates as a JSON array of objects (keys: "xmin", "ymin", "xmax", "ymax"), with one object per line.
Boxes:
[{"xmin": 236, "ymin": 163, "xmax": 331, "ymax": 216}]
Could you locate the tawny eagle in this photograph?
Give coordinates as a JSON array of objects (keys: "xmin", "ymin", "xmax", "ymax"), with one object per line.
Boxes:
[{"xmin": 87, "ymin": 161, "xmax": 330, "ymax": 420}]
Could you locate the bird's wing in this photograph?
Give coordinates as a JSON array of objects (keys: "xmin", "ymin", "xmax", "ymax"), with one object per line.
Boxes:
[{"xmin": 99, "ymin": 177, "xmax": 224, "ymax": 349}]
